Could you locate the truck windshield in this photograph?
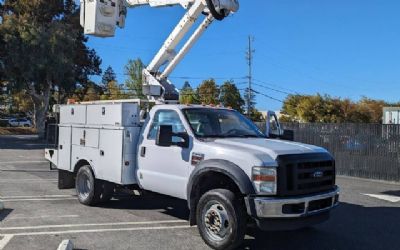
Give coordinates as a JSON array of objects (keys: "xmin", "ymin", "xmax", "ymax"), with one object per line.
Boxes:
[{"xmin": 183, "ymin": 108, "xmax": 265, "ymax": 138}]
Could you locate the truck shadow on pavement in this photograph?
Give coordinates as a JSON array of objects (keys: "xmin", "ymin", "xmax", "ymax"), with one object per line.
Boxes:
[
  {"xmin": 0, "ymin": 209, "xmax": 13, "ymax": 222},
  {"xmin": 243, "ymin": 202, "xmax": 400, "ymax": 250},
  {"xmin": 381, "ymin": 190, "xmax": 400, "ymax": 197},
  {"xmin": 99, "ymin": 193, "xmax": 190, "ymax": 221},
  {"xmin": 98, "ymin": 196, "xmax": 400, "ymax": 250}
]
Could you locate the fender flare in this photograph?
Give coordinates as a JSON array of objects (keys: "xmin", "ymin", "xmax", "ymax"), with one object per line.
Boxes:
[{"xmin": 187, "ymin": 159, "xmax": 255, "ymax": 224}]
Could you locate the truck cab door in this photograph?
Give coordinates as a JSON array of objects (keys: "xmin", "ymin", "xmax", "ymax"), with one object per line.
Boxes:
[{"xmin": 137, "ymin": 109, "xmax": 191, "ymax": 199}]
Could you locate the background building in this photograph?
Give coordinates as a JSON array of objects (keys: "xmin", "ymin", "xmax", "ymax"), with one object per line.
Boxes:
[{"xmin": 383, "ymin": 107, "xmax": 400, "ymax": 124}]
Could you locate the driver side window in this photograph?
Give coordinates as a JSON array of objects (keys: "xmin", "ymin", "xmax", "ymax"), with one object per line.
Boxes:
[{"xmin": 147, "ymin": 110, "xmax": 186, "ymax": 141}]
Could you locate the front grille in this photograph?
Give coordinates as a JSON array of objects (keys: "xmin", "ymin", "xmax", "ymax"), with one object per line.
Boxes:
[{"xmin": 277, "ymin": 153, "xmax": 336, "ymax": 196}]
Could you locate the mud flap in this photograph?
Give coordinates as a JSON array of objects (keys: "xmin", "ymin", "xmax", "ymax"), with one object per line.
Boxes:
[{"xmin": 58, "ymin": 170, "xmax": 75, "ymax": 189}]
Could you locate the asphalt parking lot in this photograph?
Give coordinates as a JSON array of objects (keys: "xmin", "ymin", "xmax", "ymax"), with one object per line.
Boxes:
[{"xmin": 0, "ymin": 135, "xmax": 400, "ymax": 250}]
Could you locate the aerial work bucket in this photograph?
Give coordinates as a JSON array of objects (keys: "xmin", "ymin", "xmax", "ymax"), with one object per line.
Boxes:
[{"xmin": 80, "ymin": 0, "xmax": 126, "ymax": 37}]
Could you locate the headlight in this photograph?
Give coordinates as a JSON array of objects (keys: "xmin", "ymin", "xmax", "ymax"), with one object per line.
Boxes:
[{"xmin": 252, "ymin": 167, "xmax": 277, "ymax": 195}]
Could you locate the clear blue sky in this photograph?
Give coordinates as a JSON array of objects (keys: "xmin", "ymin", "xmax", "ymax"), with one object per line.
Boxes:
[{"xmin": 87, "ymin": 0, "xmax": 400, "ymax": 111}]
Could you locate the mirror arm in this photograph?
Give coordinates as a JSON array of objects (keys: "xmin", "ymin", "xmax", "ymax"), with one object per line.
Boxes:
[{"xmin": 173, "ymin": 132, "xmax": 190, "ymax": 148}]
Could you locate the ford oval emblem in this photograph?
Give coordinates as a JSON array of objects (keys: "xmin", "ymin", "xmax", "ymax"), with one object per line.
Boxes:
[{"xmin": 312, "ymin": 171, "xmax": 324, "ymax": 178}]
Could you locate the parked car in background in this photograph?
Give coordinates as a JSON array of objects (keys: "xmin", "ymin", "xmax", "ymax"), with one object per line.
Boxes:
[{"xmin": 8, "ymin": 118, "xmax": 32, "ymax": 127}]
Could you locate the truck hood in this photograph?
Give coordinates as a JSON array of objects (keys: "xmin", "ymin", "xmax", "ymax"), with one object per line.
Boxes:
[{"xmin": 209, "ymin": 138, "xmax": 327, "ymax": 163}]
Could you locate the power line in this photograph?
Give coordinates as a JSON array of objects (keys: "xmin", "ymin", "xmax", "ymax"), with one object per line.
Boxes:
[
  {"xmin": 252, "ymin": 79, "xmax": 301, "ymax": 95},
  {"xmin": 251, "ymin": 82, "xmax": 293, "ymax": 95},
  {"xmin": 251, "ymin": 89, "xmax": 284, "ymax": 103},
  {"xmin": 169, "ymin": 76, "xmax": 247, "ymax": 80}
]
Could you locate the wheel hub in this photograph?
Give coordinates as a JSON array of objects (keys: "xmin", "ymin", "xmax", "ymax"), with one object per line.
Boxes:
[
  {"xmin": 78, "ymin": 173, "xmax": 90, "ymax": 199},
  {"xmin": 204, "ymin": 203, "xmax": 230, "ymax": 240}
]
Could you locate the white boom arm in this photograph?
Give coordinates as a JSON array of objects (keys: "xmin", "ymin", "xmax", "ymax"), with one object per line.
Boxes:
[{"xmin": 80, "ymin": 0, "xmax": 239, "ymax": 102}]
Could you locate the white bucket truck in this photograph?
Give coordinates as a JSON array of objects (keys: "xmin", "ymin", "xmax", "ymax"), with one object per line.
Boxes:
[
  {"xmin": 44, "ymin": 1, "xmax": 340, "ymax": 249},
  {"xmin": 46, "ymin": 99, "xmax": 339, "ymax": 250}
]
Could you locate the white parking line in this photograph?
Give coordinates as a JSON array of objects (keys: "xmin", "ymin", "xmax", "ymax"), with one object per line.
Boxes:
[
  {"xmin": 0, "ymin": 179, "xmax": 57, "ymax": 183},
  {"xmin": 12, "ymin": 225, "xmax": 192, "ymax": 236},
  {"xmin": 2, "ymin": 198, "xmax": 77, "ymax": 202},
  {"xmin": 0, "ymin": 161, "xmax": 48, "ymax": 164},
  {"xmin": 0, "ymin": 234, "xmax": 14, "ymax": 250},
  {"xmin": 362, "ymin": 193, "xmax": 400, "ymax": 203},
  {"xmin": 9, "ymin": 215, "xmax": 79, "ymax": 220},
  {"xmin": 0, "ymin": 179, "xmax": 57, "ymax": 181},
  {"xmin": 0, "ymin": 169, "xmax": 53, "ymax": 172},
  {"xmin": 0, "ymin": 195, "xmax": 74, "ymax": 199},
  {"xmin": 0, "ymin": 220, "xmax": 186, "ymax": 231}
]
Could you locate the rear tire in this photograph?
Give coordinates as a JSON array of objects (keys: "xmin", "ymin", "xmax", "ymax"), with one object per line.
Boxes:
[
  {"xmin": 196, "ymin": 189, "xmax": 247, "ymax": 250},
  {"xmin": 76, "ymin": 165, "xmax": 100, "ymax": 206}
]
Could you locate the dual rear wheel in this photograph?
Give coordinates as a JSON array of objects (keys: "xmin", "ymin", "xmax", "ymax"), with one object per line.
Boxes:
[{"xmin": 76, "ymin": 165, "xmax": 114, "ymax": 206}]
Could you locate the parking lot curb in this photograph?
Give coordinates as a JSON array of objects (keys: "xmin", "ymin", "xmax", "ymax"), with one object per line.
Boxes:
[{"xmin": 57, "ymin": 239, "xmax": 73, "ymax": 250}]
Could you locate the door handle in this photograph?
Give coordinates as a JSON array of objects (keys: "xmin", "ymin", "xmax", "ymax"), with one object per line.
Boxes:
[{"xmin": 140, "ymin": 146, "xmax": 146, "ymax": 157}]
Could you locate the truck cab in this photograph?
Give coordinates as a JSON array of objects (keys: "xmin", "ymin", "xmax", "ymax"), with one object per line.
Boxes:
[
  {"xmin": 46, "ymin": 101, "xmax": 339, "ymax": 250},
  {"xmin": 140, "ymin": 104, "xmax": 338, "ymax": 222}
]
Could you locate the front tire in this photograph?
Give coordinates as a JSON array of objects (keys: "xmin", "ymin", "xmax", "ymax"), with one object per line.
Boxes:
[
  {"xmin": 196, "ymin": 189, "xmax": 247, "ymax": 250},
  {"xmin": 76, "ymin": 165, "xmax": 100, "ymax": 206}
]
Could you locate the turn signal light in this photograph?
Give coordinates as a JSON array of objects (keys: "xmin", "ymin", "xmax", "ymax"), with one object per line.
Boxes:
[{"xmin": 253, "ymin": 175, "xmax": 276, "ymax": 182}]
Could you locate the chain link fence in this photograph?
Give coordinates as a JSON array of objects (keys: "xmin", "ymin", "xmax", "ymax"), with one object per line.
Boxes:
[{"xmin": 256, "ymin": 122, "xmax": 400, "ymax": 182}]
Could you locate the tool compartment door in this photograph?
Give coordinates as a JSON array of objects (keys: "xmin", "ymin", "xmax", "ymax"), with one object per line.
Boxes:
[
  {"xmin": 86, "ymin": 103, "xmax": 139, "ymax": 127},
  {"xmin": 57, "ymin": 126, "xmax": 72, "ymax": 170},
  {"xmin": 97, "ymin": 128, "xmax": 124, "ymax": 184},
  {"xmin": 60, "ymin": 105, "xmax": 87, "ymax": 125},
  {"xmin": 71, "ymin": 127, "xmax": 99, "ymax": 148}
]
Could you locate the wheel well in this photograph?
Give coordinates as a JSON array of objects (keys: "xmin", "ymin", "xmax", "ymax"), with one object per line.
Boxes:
[
  {"xmin": 189, "ymin": 171, "xmax": 243, "ymax": 225},
  {"xmin": 74, "ymin": 159, "xmax": 91, "ymax": 174}
]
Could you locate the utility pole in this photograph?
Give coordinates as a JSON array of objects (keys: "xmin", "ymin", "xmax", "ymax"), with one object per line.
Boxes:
[{"xmin": 246, "ymin": 35, "xmax": 255, "ymax": 117}]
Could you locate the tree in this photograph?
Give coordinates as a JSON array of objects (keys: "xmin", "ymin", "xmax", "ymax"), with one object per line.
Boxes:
[
  {"xmin": 70, "ymin": 81, "xmax": 102, "ymax": 102},
  {"xmin": 219, "ymin": 81, "xmax": 244, "ymax": 112},
  {"xmin": 357, "ymin": 97, "xmax": 385, "ymax": 123},
  {"xmin": 182, "ymin": 81, "xmax": 191, "ymax": 90},
  {"xmin": 281, "ymin": 94, "xmax": 386, "ymax": 123},
  {"xmin": 101, "ymin": 66, "xmax": 117, "ymax": 87},
  {"xmin": 100, "ymin": 81, "xmax": 127, "ymax": 100},
  {"xmin": 249, "ymin": 108, "xmax": 264, "ymax": 122},
  {"xmin": 0, "ymin": 0, "xmax": 101, "ymax": 137},
  {"xmin": 197, "ymin": 79, "xmax": 220, "ymax": 105},
  {"xmin": 11, "ymin": 91, "xmax": 34, "ymax": 115},
  {"xmin": 179, "ymin": 81, "xmax": 198, "ymax": 104},
  {"xmin": 281, "ymin": 95, "xmax": 304, "ymax": 122},
  {"xmin": 125, "ymin": 59, "xmax": 146, "ymax": 99}
]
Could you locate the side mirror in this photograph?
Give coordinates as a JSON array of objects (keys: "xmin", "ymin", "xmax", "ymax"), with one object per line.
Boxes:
[
  {"xmin": 156, "ymin": 125, "xmax": 190, "ymax": 148},
  {"xmin": 156, "ymin": 125, "xmax": 173, "ymax": 147}
]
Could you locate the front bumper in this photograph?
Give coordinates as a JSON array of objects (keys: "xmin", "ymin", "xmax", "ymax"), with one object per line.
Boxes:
[{"xmin": 246, "ymin": 186, "xmax": 340, "ymax": 218}]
